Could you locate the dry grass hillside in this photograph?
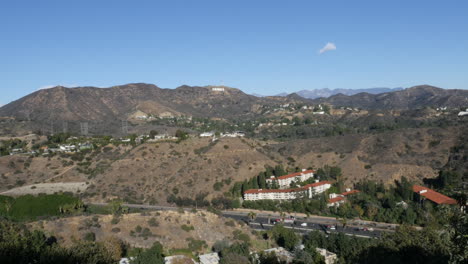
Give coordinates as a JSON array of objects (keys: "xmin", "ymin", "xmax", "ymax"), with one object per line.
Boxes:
[
  {"xmin": 0, "ymin": 137, "xmax": 282, "ymax": 203},
  {"xmin": 29, "ymin": 210, "xmax": 261, "ymax": 251},
  {"xmin": 87, "ymin": 137, "xmax": 281, "ymax": 204},
  {"xmin": 1, "ymin": 126, "xmax": 462, "ymax": 203},
  {"xmin": 272, "ymin": 127, "xmax": 461, "ymax": 185}
]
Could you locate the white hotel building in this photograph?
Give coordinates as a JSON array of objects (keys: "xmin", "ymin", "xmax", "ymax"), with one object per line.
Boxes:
[
  {"xmin": 266, "ymin": 169, "xmax": 315, "ymax": 189},
  {"xmin": 243, "ymin": 181, "xmax": 332, "ymax": 201}
]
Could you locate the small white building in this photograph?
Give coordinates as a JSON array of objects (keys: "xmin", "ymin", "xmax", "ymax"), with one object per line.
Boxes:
[
  {"xmin": 327, "ymin": 190, "xmax": 360, "ymax": 207},
  {"xmin": 10, "ymin": 148, "xmax": 24, "ymax": 155},
  {"xmin": 147, "ymin": 134, "xmax": 177, "ymax": 142},
  {"xmin": 458, "ymin": 109, "xmax": 468, "ymax": 116},
  {"xmin": 59, "ymin": 144, "xmax": 76, "ymax": 152},
  {"xmin": 200, "ymin": 132, "xmax": 214, "ymax": 137},
  {"xmin": 243, "ymin": 181, "xmax": 332, "ymax": 201},
  {"xmin": 222, "ymin": 131, "xmax": 245, "ymax": 138},
  {"xmin": 266, "ymin": 169, "xmax": 315, "ymax": 189}
]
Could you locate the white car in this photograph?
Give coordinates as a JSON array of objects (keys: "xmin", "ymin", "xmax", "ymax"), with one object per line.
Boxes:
[
  {"xmin": 300, "ymin": 223, "xmax": 308, "ymax": 227},
  {"xmin": 329, "ymin": 225, "xmax": 336, "ymax": 230}
]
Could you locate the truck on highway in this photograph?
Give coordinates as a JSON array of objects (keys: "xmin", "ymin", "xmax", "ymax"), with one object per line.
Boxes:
[{"xmin": 273, "ymin": 218, "xmax": 295, "ymax": 224}]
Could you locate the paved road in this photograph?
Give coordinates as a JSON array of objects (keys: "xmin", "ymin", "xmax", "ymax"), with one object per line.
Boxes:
[
  {"xmin": 90, "ymin": 202, "xmax": 391, "ymax": 238},
  {"xmin": 223, "ymin": 213, "xmax": 382, "ymax": 239}
]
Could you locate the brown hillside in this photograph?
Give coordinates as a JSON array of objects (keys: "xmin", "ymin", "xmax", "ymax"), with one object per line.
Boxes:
[{"xmin": 29, "ymin": 210, "xmax": 261, "ymax": 251}]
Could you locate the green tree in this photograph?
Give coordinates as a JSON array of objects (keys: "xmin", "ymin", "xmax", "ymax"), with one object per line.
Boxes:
[
  {"xmin": 247, "ymin": 211, "xmax": 257, "ymax": 221},
  {"xmin": 132, "ymin": 242, "xmax": 164, "ymax": 264},
  {"xmin": 175, "ymin": 130, "xmax": 189, "ymax": 141},
  {"xmin": 149, "ymin": 130, "xmax": 158, "ymax": 138},
  {"xmin": 271, "ymin": 224, "xmax": 299, "ymax": 251},
  {"xmin": 274, "ymin": 165, "xmax": 287, "ymax": 177},
  {"xmin": 448, "ymin": 211, "xmax": 468, "ymax": 263},
  {"xmin": 108, "ymin": 199, "xmax": 124, "ymax": 216}
]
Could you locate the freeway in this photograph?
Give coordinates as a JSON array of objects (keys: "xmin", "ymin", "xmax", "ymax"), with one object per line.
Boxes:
[
  {"xmin": 90, "ymin": 202, "xmax": 391, "ymax": 238},
  {"xmin": 223, "ymin": 213, "xmax": 382, "ymax": 239}
]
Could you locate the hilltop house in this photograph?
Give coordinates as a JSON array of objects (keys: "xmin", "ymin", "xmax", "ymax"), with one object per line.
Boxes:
[
  {"xmin": 146, "ymin": 134, "xmax": 178, "ymax": 142},
  {"xmin": 458, "ymin": 108, "xmax": 468, "ymax": 116},
  {"xmin": 413, "ymin": 185, "xmax": 457, "ymax": 205},
  {"xmin": 200, "ymin": 132, "xmax": 214, "ymax": 137},
  {"xmin": 243, "ymin": 181, "xmax": 332, "ymax": 201},
  {"xmin": 222, "ymin": 131, "xmax": 245, "ymax": 137},
  {"xmin": 59, "ymin": 144, "xmax": 76, "ymax": 152},
  {"xmin": 266, "ymin": 169, "xmax": 315, "ymax": 189}
]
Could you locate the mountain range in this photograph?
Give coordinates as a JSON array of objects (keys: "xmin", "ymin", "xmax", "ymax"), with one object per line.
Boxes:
[
  {"xmin": 293, "ymin": 87, "xmax": 404, "ymax": 99},
  {"xmin": 251, "ymin": 87, "xmax": 403, "ymax": 98},
  {"xmin": 0, "ymin": 83, "xmax": 467, "ymax": 135}
]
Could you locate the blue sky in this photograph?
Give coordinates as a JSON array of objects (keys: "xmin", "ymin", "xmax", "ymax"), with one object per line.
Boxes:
[{"xmin": 1, "ymin": 0, "xmax": 467, "ymax": 105}]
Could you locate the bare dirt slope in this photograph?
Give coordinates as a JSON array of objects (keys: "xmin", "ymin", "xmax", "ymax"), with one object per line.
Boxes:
[{"xmin": 30, "ymin": 210, "xmax": 261, "ymax": 251}]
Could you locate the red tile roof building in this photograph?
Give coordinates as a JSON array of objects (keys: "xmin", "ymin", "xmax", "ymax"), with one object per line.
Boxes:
[
  {"xmin": 412, "ymin": 185, "xmax": 457, "ymax": 205},
  {"xmin": 327, "ymin": 189, "xmax": 360, "ymax": 207},
  {"xmin": 265, "ymin": 169, "xmax": 315, "ymax": 189},
  {"xmin": 243, "ymin": 181, "xmax": 332, "ymax": 201}
]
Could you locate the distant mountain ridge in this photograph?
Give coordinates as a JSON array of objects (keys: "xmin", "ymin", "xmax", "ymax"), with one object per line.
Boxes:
[
  {"xmin": 0, "ymin": 83, "xmax": 467, "ymax": 135},
  {"xmin": 0, "ymin": 83, "xmax": 304, "ymax": 134},
  {"xmin": 310, "ymin": 85, "xmax": 468, "ymax": 109},
  {"xmin": 258, "ymin": 87, "xmax": 403, "ymax": 98},
  {"xmin": 294, "ymin": 87, "xmax": 404, "ymax": 99}
]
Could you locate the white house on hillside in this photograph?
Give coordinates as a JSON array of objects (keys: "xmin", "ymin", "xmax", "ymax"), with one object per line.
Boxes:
[
  {"xmin": 243, "ymin": 181, "xmax": 332, "ymax": 201},
  {"xmin": 458, "ymin": 109, "xmax": 468, "ymax": 116},
  {"xmin": 266, "ymin": 169, "xmax": 315, "ymax": 189},
  {"xmin": 200, "ymin": 132, "xmax": 214, "ymax": 137}
]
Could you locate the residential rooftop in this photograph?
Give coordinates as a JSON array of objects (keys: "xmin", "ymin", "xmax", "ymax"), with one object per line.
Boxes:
[
  {"xmin": 244, "ymin": 181, "xmax": 332, "ymax": 194},
  {"xmin": 276, "ymin": 169, "xmax": 315, "ymax": 180},
  {"xmin": 413, "ymin": 185, "xmax": 457, "ymax": 205}
]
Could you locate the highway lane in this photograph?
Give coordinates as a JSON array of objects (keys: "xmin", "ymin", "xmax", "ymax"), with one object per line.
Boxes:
[
  {"xmin": 222, "ymin": 213, "xmax": 382, "ymax": 239},
  {"xmin": 90, "ymin": 202, "xmax": 388, "ymax": 238}
]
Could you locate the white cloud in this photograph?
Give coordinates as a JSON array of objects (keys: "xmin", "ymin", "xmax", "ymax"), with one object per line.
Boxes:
[{"xmin": 319, "ymin": 42, "xmax": 336, "ymax": 54}]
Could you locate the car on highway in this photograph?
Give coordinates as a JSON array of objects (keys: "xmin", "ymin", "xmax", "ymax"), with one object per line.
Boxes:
[
  {"xmin": 300, "ymin": 222, "xmax": 308, "ymax": 227},
  {"xmin": 326, "ymin": 225, "xmax": 336, "ymax": 230}
]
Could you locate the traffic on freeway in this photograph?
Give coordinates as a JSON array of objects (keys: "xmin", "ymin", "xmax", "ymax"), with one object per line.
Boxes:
[
  {"xmin": 221, "ymin": 213, "xmax": 384, "ymax": 239},
  {"xmin": 90, "ymin": 202, "xmax": 393, "ymax": 238}
]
